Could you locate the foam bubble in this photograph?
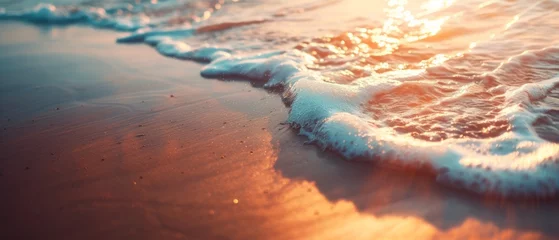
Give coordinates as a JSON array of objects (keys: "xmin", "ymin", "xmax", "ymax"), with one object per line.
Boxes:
[
  {"xmin": 0, "ymin": 3, "xmax": 183, "ymax": 31},
  {"xmin": 197, "ymin": 47, "xmax": 559, "ymax": 197},
  {"xmin": 2, "ymin": 0, "xmax": 559, "ymax": 198},
  {"xmin": 117, "ymin": 27, "xmax": 195, "ymax": 43}
]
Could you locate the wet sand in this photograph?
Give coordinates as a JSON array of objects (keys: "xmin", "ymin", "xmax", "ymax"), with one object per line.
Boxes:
[{"xmin": 1, "ymin": 22, "xmax": 559, "ymax": 240}]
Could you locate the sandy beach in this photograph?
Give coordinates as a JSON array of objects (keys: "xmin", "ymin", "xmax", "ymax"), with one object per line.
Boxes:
[{"xmin": 1, "ymin": 22, "xmax": 559, "ymax": 240}]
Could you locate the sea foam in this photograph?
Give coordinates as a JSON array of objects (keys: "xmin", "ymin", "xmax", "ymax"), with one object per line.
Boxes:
[
  {"xmin": 0, "ymin": 3, "xmax": 155, "ymax": 30},
  {"xmin": 197, "ymin": 46, "xmax": 559, "ymax": 198},
  {"xmin": 2, "ymin": 0, "xmax": 559, "ymax": 198}
]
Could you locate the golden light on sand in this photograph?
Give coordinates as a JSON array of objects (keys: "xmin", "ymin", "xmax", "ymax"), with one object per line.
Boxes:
[{"xmin": 3, "ymin": 0, "xmax": 559, "ymax": 239}]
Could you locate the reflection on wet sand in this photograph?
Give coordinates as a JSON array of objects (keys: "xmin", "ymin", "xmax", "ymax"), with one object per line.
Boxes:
[
  {"xmin": 0, "ymin": 23, "xmax": 557, "ymax": 240},
  {"xmin": 1, "ymin": 79, "xmax": 550, "ymax": 239}
]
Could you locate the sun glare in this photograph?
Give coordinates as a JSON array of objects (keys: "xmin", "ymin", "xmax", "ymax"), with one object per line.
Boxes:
[
  {"xmin": 421, "ymin": 0, "xmax": 455, "ymax": 12},
  {"xmin": 367, "ymin": 0, "xmax": 455, "ymax": 69}
]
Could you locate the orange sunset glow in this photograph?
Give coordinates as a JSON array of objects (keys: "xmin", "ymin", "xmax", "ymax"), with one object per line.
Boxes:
[{"xmin": 1, "ymin": 0, "xmax": 559, "ymax": 239}]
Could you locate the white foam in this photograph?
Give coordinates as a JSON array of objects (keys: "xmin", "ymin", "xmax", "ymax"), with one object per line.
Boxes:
[
  {"xmin": 0, "ymin": 4, "xmax": 94, "ymax": 23},
  {"xmin": 195, "ymin": 47, "xmax": 559, "ymax": 197},
  {"xmin": 117, "ymin": 27, "xmax": 195, "ymax": 43},
  {"xmin": 3, "ymin": 1, "xmax": 559, "ymax": 198},
  {"xmin": 155, "ymin": 38, "xmax": 192, "ymax": 57},
  {"xmin": 0, "ymin": 3, "xmax": 159, "ymax": 31},
  {"xmin": 146, "ymin": 36, "xmax": 232, "ymax": 62}
]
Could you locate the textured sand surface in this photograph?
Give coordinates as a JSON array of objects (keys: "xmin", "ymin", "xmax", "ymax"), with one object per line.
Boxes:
[{"xmin": 1, "ymin": 23, "xmax": 558, "ymax": 240}]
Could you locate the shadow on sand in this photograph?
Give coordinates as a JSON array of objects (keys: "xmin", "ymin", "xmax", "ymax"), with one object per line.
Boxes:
[{"xmin": 272, "ymin": 128, "xmax": 559, "ymax": 236}]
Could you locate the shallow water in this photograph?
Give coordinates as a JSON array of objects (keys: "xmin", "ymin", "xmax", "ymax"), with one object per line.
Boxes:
[{"xmin": 2, "ymin": 0, "xmax": 559, "ymax": 198}]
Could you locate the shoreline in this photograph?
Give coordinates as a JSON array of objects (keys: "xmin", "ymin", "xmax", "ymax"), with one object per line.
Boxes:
[{"xmin": 1, "ymin": 22, "xmax": 558, "ymax": 239}]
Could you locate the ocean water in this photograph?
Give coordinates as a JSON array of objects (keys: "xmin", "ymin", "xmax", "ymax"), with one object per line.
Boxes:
[{"xmin": 2, "ymin": 0, "xmax": 559, "ymax": 198}]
